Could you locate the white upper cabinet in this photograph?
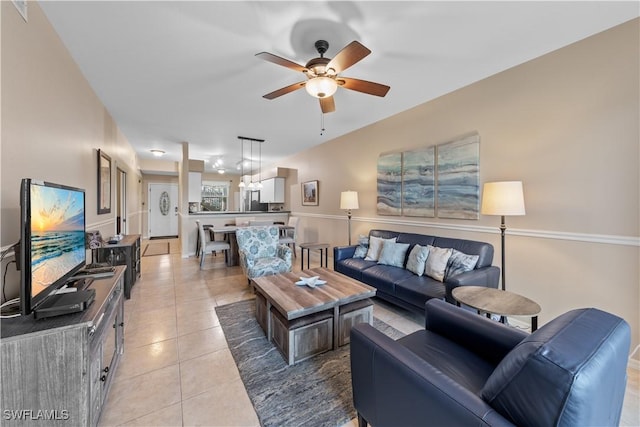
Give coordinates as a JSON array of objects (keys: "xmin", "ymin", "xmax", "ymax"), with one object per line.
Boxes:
[
  {"xmin": 260, "ymin": 177, "xmax": 285, "ymax": 203},
  {"xmin": 188, "ymin": 172, "xmax": 202, "ymax": 202}
]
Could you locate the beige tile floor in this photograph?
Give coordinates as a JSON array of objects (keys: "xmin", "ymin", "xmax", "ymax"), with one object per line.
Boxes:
[{"xmin": 98, "ymin": 238, "xmax": 639, "ymax": 427}]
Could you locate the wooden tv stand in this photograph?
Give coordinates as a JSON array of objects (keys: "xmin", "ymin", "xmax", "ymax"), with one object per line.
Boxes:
[{"xmin": 0, "ymin": 267, "xmax": 126, "ymax": 426}]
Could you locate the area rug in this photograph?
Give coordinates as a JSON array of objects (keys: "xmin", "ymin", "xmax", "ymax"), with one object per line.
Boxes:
[
  {"xmin": 215, "ymin": 298, "xmax": 405, "ymax": 427},
  {"xmin": 142, "ymin": 242, "xmax": 170, "ymax": 257}
]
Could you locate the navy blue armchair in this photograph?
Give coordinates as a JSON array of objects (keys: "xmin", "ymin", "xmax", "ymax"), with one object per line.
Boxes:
[{"xmin": 351, "ymin": 299, "xmax": 630, "ymax": 427}]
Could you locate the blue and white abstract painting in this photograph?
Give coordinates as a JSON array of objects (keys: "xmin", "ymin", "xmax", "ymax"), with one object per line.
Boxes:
[
  {"xmin": 377, "ymin": 152, "xmax": 402, "ymax": 215},
  {"xmin": 402, "ymin": 147, "xmax": 435, "ymax": 217},
  {"xmin": 437, "ymin": 133, "xmax": 480, "ymax": 219}
]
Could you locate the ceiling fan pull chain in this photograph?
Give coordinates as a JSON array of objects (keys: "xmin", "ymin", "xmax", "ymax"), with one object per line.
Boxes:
[{"xmin": 320, "ymin": 113, "xmax": 326, "ymax": 136}]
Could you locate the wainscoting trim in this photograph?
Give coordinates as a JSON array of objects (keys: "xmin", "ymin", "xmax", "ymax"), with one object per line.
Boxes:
[{"xmin": 292, "ymin": 212, "xmax": 640, "ymax": 247}]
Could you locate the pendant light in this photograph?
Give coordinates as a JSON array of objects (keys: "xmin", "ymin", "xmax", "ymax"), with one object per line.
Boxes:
[
  {"xmin": 257, "ymin": 140, "xmax": 263, "ymax": 189},
  {"xmin": 238, "ymin": 137, "xmax": 245, "ymax": 188},
  {"xmin": 247, "ymin": 139, "xmax": 255, "ymax": 189}
]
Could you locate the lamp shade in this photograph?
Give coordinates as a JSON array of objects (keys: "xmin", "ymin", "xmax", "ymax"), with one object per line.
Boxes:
[
  {"xmin": 340, "ymin": 191, "xmax": 359, "ymax": 210},
  {"xmin": 481, "ymin": 181, "xmax": 526, "ymax": 216},
  {"xmin": 305, "ymin": 77, "xmax": 338, "ymax": 98}
]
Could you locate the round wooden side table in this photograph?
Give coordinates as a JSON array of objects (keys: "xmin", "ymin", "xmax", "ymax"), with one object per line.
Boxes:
[{"xmin": 452, "ymin": 286, "xmax": 541, "ymax": 331}]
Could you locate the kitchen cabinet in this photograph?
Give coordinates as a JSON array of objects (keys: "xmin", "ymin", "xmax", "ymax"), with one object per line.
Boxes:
[
  {"xmin": 188, "ymin": 172, "xmax": 201, "ymax": 203},
  {"xmin": 260, "ymin": 177, "xmax": 285, "ymax": 203}
]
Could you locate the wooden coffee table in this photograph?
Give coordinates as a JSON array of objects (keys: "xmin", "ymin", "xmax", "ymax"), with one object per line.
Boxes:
[
  {"xmin": 452, "ymin": 286, "xmax": 541, "ymax": 331},
  {"xmin": 251, "ymin": 267, "xmax": 376, "ymax": 365}
]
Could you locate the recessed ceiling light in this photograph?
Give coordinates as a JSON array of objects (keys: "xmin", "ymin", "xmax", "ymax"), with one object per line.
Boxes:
[
  {"xmin": 150, "ymin": 149, "xmax": 165, "ymax": 157},
  {"xmin": 218, "ymin": 169, "xmax": 225, "ymax": 174}
]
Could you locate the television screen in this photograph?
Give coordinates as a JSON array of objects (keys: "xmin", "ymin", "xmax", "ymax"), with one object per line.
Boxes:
[{"xmin": 20, "ymin": 179, "xmax": 86, "ymax": 315}]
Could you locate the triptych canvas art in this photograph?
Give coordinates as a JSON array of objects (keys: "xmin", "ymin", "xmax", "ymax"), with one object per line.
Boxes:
[{"xmin": 377, "ymin": 133, "xmax": 480, "ymax": 220}]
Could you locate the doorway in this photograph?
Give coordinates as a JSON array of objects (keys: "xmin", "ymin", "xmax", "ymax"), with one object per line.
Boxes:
[
  {"xmin": 116, "ymin": 168, "xmax": 127, "ymax": 235},
  {"xmin": 148, "ymin": 183, "xmax": 179, "ymax": 239}
]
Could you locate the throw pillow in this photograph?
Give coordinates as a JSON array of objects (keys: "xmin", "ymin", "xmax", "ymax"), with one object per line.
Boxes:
[
  {"xmin": 406, "ymin": 244, "xmax": 430, "ymax": 276},
  {"xmin": 424, "ymin": 246, "xmax": 453, "ymax": 282},
  {"xmin": 445, "ymin": 249, "xmax": 479, "ymax": 280},
  {"xmin": 377, "ymin": 241, "xmax": 410, "ymax": 268},
  {"xmin": 365, "ymin": 236, "xmax": 397, "ymax": 261},
  {"xmin": 353, "ymin": 235, "xmax": 369, "ymax": 259}
]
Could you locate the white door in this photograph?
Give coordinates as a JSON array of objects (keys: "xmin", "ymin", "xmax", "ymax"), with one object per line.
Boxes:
[{"xmin": 149, "ymin": 183, "xmax": 179, "ymax": 238}]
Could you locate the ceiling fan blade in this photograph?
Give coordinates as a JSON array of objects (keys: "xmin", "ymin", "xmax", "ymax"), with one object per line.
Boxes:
[
  {"xmin": 326, "ymin": 41, "xmax": 371, "ymax": 74},
  {"xmin": 319, "ymin": 96, "xmax": 335, "ymax": 114},
  {"xmin": 338, "ymin": 77, "xmax": 390, "ymax": 97},
  {"xmin": 262, "ymin": 81, "xmax": 306, "ymax": 99},
  {"xmin": 255, "ymin": 52, "xmax": 307, "ymax": 72}
]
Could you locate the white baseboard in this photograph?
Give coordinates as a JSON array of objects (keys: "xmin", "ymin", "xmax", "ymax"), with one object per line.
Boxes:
[{"xmin": 502, "ymin": 316, "xmax": 532, "ymax": 333}]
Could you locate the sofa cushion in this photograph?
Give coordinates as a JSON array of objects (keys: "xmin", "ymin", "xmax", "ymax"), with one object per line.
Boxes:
[
  {"xmin": 398, "ymin": 330, "xmax": 496, "ymax": 395},
  {"xmin": 361, "ymin": 264, "xmax": 414, "ymax": 295},
  {"xmin": 433, "ymin": 236, "xmax": 494, "ymax": 268},
  {"xmin": 481, "ymin": 308, "xmax": 631, "ymax": 427},
  {"xmin": 335, "ymin": 258, "xmax": 377, "ymax": 281},
  {"xmin": 378, "ymin": 241, "xmax": 410, "ymax": 268},
  {"xmin": 395, "ymin": 232, "xmax": 437, "ymax": 248},
  {"xmin": 352, "ymin": 235, "xmax": 369, "ymax": 258},
  {"xmin": 444, "ymin": 249, "xmax": 479, "ymax": 280},
  {"xmin": 405, "ymin": 244, "xmax": 430, "ymax": 276},
  {"xmin": 424, "ymin": 246, "xmax": 453, "ymax": 282},
  {"xmin": 394, "ymin": 275, "xmax": 445, "ymax": 309},
  {"xmin": 365, "ymin": 236, "xmax": 397, "ymax": 261}
]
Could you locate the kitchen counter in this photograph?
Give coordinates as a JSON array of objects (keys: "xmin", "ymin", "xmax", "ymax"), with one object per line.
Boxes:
[{"xmin": 189, "ymin": 210, "xmax": 290, "ymax": 215}]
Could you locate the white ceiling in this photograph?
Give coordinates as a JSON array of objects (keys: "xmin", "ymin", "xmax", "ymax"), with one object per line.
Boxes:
[{"xmin": 39, "ymin": 1, "xmax": 638, "ymax": 175}]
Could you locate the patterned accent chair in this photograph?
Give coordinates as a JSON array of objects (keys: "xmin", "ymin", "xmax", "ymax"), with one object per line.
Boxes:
[{"xmin": 235, "ymin": 225, "xmax": 292, "ymax": 284}]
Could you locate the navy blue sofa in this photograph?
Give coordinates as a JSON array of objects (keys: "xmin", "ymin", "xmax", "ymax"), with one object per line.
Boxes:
[
  {"xmin": 333, "ymin": 229, "xmax": 500, "ymax": 313},
  {"xmin": 351, "ymin": 299, "xmax": 631, "ymax": 427}
]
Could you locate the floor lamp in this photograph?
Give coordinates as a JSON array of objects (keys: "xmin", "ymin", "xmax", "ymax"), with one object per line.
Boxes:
[
  {"xmin": 340, "ymin": 191, "xmax": 359, "ymax": 245},
  {"xmin": 480, "ymin": 181, "xmax": 526, "ymax": 291}
]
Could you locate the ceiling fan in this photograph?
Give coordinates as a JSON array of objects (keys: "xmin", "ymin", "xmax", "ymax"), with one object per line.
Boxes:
[{"xmin": 256, "ymin": 40, "xmax": 390, "ymax": 113}]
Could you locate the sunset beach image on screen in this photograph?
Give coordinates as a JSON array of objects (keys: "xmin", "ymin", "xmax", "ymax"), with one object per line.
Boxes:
[{"xmin": 30, "ymin": 184, "xmax": 85, "ymax": 296}]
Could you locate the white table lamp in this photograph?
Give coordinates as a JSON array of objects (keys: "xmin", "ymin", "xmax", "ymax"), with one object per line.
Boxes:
[
  {"xmin": 481, "ymin": 181, "xmax": 525, "ymax": 291},
  {"xmin": 340, "ymin": 191, "xmax": 359, "ymax": 245}
]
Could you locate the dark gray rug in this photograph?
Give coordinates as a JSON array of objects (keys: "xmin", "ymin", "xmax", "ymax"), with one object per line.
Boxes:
[{"xmin": 215, "ymin": 298, "xmax": 405, "ymax": 427}]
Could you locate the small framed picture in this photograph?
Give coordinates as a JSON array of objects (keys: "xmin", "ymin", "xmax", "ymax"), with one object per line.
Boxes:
[
  {"xmin": 97, "ymin": 149, "xmax": 112, "ymax": 214},
  {"xmin": 302, "ymin": 180, "xmax": 319, "ymax": 206}
]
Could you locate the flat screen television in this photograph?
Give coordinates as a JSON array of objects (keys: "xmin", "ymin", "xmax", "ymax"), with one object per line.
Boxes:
[{"xmin": 19, "ymin": 178, "xmax": 87, "ymax": 316}]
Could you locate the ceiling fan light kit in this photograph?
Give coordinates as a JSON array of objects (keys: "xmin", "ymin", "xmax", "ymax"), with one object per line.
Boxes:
[
  {"xmin": 256, "ymin": 39, "xmax": 390, "ymax": 113},
  {"xmin": 305, "ymin": 76, "xmax": 337, "ymax": 98}
]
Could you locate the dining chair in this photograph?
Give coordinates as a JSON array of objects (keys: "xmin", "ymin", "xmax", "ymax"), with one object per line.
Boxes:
[
  {"xmin": 279, "ymin": 216, "xmax": 299, "ymax": 257},
  {"xmin": 196, "ymin": 220, "xmax": 230, "ymax": 269},
  {"xmin": 249, "ymin": 220, "xmax": 274, "ymax": 226}
]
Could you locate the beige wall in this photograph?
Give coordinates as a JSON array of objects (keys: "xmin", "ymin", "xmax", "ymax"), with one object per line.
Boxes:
[
  {"xmin": 1, "ymin": 2, "xmax": 142, "ymax": 300},
  {"xmin": 1, "ymin": 2, "xmax": 637, "ymax": 359},
  {"xmin": 279, "ymin": 19, "xmax": 640, "ymax": 359}
]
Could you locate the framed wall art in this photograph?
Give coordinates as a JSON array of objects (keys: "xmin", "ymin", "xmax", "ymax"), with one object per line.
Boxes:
[
  {"xmin": 97, "ymin": 149, "xmax": 112, "ymax": 214},
  {"xmin": 402, "ymin": 147, "xmax": 435, "ymax": 217},
  {"xmin": 377, "ymin": 152, "xmax": 402, "ymax": 215},
  {"xmin": 436, "ymin": 133, "xmax": 480, "ymax": 219},
  {"xmin": 302, "ymin": 180, "xmax": 319, "ymax": 206}
]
